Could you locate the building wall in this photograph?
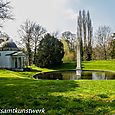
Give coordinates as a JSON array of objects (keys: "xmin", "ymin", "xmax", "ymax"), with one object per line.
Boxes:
[{"xmin": 0, "ymin": 51, "xmax": 15, "ymax": 68}]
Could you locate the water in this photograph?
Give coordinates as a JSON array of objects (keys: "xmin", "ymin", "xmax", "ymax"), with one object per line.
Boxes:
[{"xmin": 33, "ymin": 70, "xmax": 115, "ymax": 80}]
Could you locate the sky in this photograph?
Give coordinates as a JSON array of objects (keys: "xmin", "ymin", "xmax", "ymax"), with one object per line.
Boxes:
[{"xmin": 2, "ymin": 0, "xmax": 115, "ymax": 41}]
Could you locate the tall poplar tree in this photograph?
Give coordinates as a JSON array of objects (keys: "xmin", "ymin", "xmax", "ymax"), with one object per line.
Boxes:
[
  {"xmin": 77, "ymin": 10, "xmax": 83, "ymax": 60},
  {"xmin": 77, "ymin": 10, "xmax": 93, "ymax": 61},
  {"xmin": 82, "ymin": 10, "xmax": 87, "ymax": 60},
  {"xmin": 86, "ymin": 11, "xmax": 93, "ymax": 60}
]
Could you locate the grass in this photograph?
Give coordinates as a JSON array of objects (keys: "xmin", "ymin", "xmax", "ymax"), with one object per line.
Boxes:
[
  {"xmin": 55, "ymin": 60, "xmax": 115, "ymax": 72},
  {"xmin": 0, "ymin": 78, "xmax": 115, "ymax": 114},
  {"xmin": 53, "ymin": 62, "xmax": 76, "ymax": 70},
  {"xmin": 0, "ymin": 60, "xmax": 115, "ymax": 114},
  {"xmin": 82, "ymin": 60, "xmax": 115, "ymax": 72},
  {"xmin": 0, "ymin": 65, "xmax": 54, "ymax": 79}
]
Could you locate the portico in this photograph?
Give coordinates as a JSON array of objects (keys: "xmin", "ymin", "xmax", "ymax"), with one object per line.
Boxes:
[
  {"xmin": 0, "ymin": 41, "xmax": 26, "ymax": 71},
  {"xmin": 11, "ymin": 52, "xmax": 25, "ymax": 69}
]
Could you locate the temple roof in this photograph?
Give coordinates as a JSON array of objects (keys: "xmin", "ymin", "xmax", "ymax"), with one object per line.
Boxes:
[
  {"xmin": 1, "ymin": 41, "xmax": 19, "ymax": 51},
  {"xmin": 5, "ymin": 51, "xmax": 25, "ymax": 56}
]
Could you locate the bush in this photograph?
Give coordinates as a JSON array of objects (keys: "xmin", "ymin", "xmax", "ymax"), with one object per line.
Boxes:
[{"xmin": 35, "ymin": 33, "xmax": 64, "ymax": 68}]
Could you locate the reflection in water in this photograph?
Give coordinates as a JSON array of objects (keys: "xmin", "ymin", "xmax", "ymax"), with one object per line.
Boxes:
[
  {"xmin": 76, "ymin": 70, "xmax": 82, "ymax": 77},
  {"xmin": 92, "ymin": 72, "xmax": 106, "ymax": 80},
  {"xmin": 33, "ymin": 71, "xmax": 115, "ymax": 80},
  {"xmin": 34, "ymin": 72, "xmax": 63, "ymax": 80}
]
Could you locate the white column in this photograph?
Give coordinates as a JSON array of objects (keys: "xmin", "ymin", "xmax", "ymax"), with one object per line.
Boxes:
[
  {"xmin": 76, "ymin": 44, "xmax": 81, "ymax": 70},
  {"xmin": 76, "ymin": 39, "xmax": 82, "ymax": 76}
]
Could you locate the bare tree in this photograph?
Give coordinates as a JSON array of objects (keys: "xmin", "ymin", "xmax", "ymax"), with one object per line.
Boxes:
[
  {"xmin": 51, "ymin": 31, "xmax": 59, "ymax": 38},
  {"xmin": 0, "ymin": 0, "xmax": 13, "ymax": 44},
  {"xmin": 94, "ymin": 26, "xmax": 111, "ymax": 60},
  {"xmin": 62, "ymin": 31, "xmax": 75, "ymax": 51},
  {"xmin": 0, "ymin": 0, "xmax": 13, "ymax": 26},
  {"xmin": 0, "ymin": 32, "xmax": 9, "ymax": 43},
  {"xmin": 32, "ymin": 24, "xmax": 46, "ymax": 64},
  {"xmin": 18, "ymin": 20, "xmax": 35, "ymax": 66},
  {"xmin": 107, "ymin": 33, "xmax": 115, "ymax": 59}
]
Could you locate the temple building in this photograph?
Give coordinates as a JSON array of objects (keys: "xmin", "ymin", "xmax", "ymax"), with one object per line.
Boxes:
[{"xmin": 0, "ymin": 41, "xmax": 26, "ymax": 71}]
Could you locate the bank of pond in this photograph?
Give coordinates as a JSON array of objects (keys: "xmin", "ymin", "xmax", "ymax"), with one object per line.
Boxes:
[{"xmin": 33, "ymin": 70, "xmax": 115, "ymax": 80}]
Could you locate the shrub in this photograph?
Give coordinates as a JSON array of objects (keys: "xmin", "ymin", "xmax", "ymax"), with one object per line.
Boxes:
[{"xmin": 35, "ymin": 33, "xmax": 64, "ymax": 68}]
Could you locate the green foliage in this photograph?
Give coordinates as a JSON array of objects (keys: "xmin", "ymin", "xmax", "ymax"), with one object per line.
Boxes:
[
  {"xmin": 35, "ymin": 33, "xmax": 64, "ymax": 68},
  {"xmin": 61, "ymin": 31, "xmax": 75, "ymax": 51},
  {"xmin": 61, "ymin": 39, "xmax": 75, "ymax": 62}
]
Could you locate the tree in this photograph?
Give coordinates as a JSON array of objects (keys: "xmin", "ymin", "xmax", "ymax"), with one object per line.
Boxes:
[
  {"xmin": 18, "ymin": 20, "xmax": 35, "ymax": 66},
  {"xmin": 62, "ymin": 31, "xmax": 75, "ymax": 51},
  {"xmin": 61, "ymin": 31, "xmax": 76, "ymax": 62},
  {"xmin": 61, "ymin": 39, "xmax": 75, "ymax": 62},
  {"xmin": 77, "ymin": 10, "xmax": 93, "ymax": 61},
  {"xmin": 0, "ymin": 32, "xmax": 9, "ymax": 44},
  {"xmin": 0, "ymin": 0, "xmax": 13, "ymax": 44},
  {"xmin": 0, "ymin": 0, "xmax": 13, "ymax": 26},
  {"xmin": 35, "ymin": 33, "xmax": 64, "ymax": 68},
  {"xmin": 94, "ymin": 26, "xmax": 111, "ymax": 60},
  {"xmin": 77, "ymin": 10, "xmax": 83, "ymax": 60},
  {"xmin": 32, "ymin": 24, "xmax": 46, "ymax": 64},
  {"xmin": 107, "ymin": 34, "xmax": 115, "ymax": 59},
  {"xmin": 86, "ymin": 11, "xmax": 93, "ymax": 60},
  {"xmin": 82, "ymin": 10, "xmax": 87, "ymax": 60},
  {"xmin": 109, "ymin": 40, "xmax": 115, "ymax": 59}
]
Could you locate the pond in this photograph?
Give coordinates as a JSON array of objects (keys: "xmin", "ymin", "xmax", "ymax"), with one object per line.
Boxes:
[{"xmin": 33, "ymin": 70, "xmax": 115, "ymax": 80}]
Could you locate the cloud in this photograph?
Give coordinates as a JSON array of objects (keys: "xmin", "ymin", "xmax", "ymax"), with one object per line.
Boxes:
[
  {"xmin": 12, "ymin": 0, "xmax": 71, "ymax": 31},
  {"xmin": 63, "ymin": 9, "xmax": 78, "ymax": 20},
  {"xmin": 3, "ymin": 0, "xmax": 80, "ymax": 40}
]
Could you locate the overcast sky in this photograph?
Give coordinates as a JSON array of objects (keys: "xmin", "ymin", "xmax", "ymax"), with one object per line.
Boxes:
[{"xmin": 2, "ymin": 0, "xmax": 115, "ymax": 41}]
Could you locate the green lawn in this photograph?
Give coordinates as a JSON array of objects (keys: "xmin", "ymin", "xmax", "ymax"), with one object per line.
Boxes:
[
  {"xmin": 0, "ymin": 60, "xmax": 115, "ymax": 114},
  {"xmin": 54, "ymin": 60, "xmax": 115, "ymax": 72},
  {"xmin": 83, "ymin": 60, "xmax": 115, "ymax": 72}
]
